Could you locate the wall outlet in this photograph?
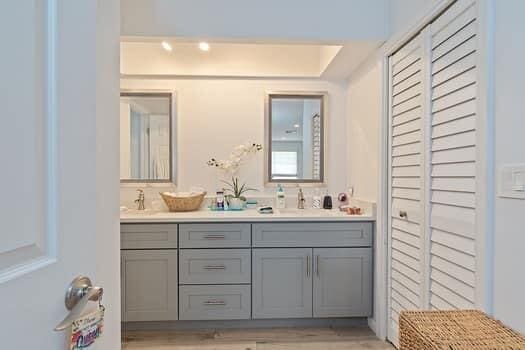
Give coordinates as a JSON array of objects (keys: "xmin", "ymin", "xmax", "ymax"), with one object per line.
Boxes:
[{"xmin": 498, "ymin": 164, "xmax": 525, "ymax": 199}]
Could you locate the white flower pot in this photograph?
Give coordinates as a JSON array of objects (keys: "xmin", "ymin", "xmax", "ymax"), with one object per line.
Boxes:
[{"xmin": 228, "ymin": 197, "xmax": 244, "ymax": 210}]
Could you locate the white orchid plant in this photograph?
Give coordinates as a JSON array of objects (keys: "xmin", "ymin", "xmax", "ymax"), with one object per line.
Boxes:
[
  {"xmin": 207, "ymin": 143, "xmax": 263, "ymax": 201},
  {"xmin": 207, "ymin": 143, "xmax": 263, "ymax": 174}
]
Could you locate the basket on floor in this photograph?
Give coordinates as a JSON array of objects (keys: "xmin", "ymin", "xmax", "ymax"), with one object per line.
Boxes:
[
  {"xmin": 159, "ymin": 192, "xmax": 206, "ymax": 212},
  {"xmin": 399, "ymin": 310, "xmax": 525, "ymax": 349}
]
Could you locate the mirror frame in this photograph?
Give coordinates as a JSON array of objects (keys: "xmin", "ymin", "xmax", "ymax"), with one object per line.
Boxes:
[
  {"xmin": 119, "ymin": 91, "xmax": 177, "ymax": 184},
  {"xmin": 265, "ymin": 91, "xmax": 327, "ymax": 185}
]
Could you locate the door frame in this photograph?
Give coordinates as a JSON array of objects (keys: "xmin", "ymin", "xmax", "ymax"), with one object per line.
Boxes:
[{"xmin": 375, "ymin": 0, "xmax": 495, "ymax": 343}]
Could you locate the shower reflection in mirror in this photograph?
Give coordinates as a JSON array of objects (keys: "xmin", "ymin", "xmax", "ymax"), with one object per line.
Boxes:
[{"xmin": 120, "ymin": 92, "xmax": 175, "ymax": 183}]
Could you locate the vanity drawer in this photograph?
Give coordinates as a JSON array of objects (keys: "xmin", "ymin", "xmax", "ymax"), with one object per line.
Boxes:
[
  {"xmin": 252, "ymin": 223, "xmax": 372, "ymax": 247},
  {"xmin": 121, "ymin": 224, "xmax": 178, "ymax": 249},
  {"xmin": 179, "ymin": 249, "xmax": 251, "ymax": 284},
  {"xmin": 179, "ymin": 224, "xmax": 251, "ymax": 248},
  {"xmin": 179, "ymin": 285, "xmax": 251, "ymax": 320}
]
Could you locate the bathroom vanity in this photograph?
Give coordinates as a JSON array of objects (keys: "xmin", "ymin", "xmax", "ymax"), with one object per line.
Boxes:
[{"xmin": 120, "ymin": 210, "xmax": 374, "ymax": 325}]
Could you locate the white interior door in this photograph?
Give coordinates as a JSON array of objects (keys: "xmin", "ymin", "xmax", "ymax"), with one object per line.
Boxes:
[
  {"xmin": 387, "ymin": 31, "xmax": 428, "ymax": 346},
  {"xmin": 427, "ymin": 0, "xmax": 478, "ymax": 312},
  {"xmin": 0, "ymin": 1, "xmax": 120, "ymax": 349},
  {"xmin": 387, "ymin": 0, "xmax": 482, "ymax": 346}
]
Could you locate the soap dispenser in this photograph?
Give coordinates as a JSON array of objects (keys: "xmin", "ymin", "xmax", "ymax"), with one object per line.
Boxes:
[
  {"xmin": 322, "ymin": 191, "xmax": 333, "ymax": 210},
  {"xmin": 276, "ymin": 184, "xmax": 286, "ymax": 209}
]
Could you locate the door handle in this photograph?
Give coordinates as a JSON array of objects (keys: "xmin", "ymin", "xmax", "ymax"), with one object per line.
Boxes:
[
  {"xmin": 54, "ymin": 276, "xmax": 103, "ymax": 331},
  {"xmin": 399, "ymin": 210, "xmax": 408, "ymax": 219},
  {"xmin": 306, "ymin": 255, "xmax": 311, "ymax": 277},
  {"xmin": 316, "ymin": 255, "xmax": 320, "ymax": 277}
]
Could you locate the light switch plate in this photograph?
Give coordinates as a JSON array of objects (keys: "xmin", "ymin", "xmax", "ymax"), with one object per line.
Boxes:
[{"xmin": 498, "ymin": 164, "xmax": 525, "ymax": 199}]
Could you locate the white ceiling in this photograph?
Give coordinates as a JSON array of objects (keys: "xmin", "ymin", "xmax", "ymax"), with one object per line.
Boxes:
[
  {"xmin": 120, "ymin": 40, "xmax": 381, "ymax": 79},
  {"xmin": 271, "ymin": 99, "xmax": 304, "ymax": 141}
]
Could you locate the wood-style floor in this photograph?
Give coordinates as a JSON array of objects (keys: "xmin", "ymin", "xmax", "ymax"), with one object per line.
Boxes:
[{"xmin": 122, "ymin": 327, "xmax": 394, "ymax": 349}]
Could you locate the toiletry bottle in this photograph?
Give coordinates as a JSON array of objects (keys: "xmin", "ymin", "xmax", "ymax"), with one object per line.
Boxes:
[
  {"xmin": 216, "ymin": 191, "xmax": 225, "ymax": 210},
  {"xmin": 312, "ymin": 189, "xmax": 322, "ymax": 209},
  {"xmin": 322, "ymin": 191, "xmax": 333, "ymax": 209},
  {"xmin": 276, "ymin": 184, "xmax": 286, "ymax": 209}
]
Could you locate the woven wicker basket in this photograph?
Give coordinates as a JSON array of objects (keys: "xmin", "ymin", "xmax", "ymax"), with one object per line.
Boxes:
[
  {"xmin": 159, "ymin": 192, "xmax": 207, "ymax": 212},
  {"xmin": 399, "ymin": 310, "xmax": 525, "ymax": 349}
]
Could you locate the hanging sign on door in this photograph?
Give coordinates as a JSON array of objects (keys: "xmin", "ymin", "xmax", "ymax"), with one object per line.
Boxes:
[{"xmin": 69, "ymin": 305, "xmax": 105, "ymax": 350}]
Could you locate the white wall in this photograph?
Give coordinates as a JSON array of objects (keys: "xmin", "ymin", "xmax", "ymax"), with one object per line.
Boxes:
[
  {"xmin": 121, "ymin": 0, "xmax": 389, "ymax": 42},
  {"xmin": 96, "ymin": 0, "xmax": 121, "ymax": 348},
  {"xmin": 388, "ymin": 0, "xmax": 441, "ymax": 36},
  {"xmin": 120, "ymin": 78, "xmax": 348, "ymax": 207},
  {"xmin": 346, "ymin": 59, "xmax": 382, "ymax": 202},
  {"xmin": 492, "ymin": 0, "xmax": 525, "ymax": 334}
]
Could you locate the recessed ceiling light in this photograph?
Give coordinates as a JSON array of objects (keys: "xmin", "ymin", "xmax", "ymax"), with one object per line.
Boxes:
[
  {"xmin": 199, "ymin": 42, "xmax": 210, "ymax": 51},
  {"xmin": 161, "ymin": 41, "xmax": 172, "ymax": 52},
  {"xmin": 294, "ymin": 124, "xmax": 300, "ymax": 128}
]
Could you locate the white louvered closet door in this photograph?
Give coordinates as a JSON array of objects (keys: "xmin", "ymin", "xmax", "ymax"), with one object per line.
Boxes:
[
  {"xmin": 388, "ymin": 32, "xmax": 427, "ymax": 346},
  {"xmin": 428, "ymin": 0, "xmax": 478, "ymax": 311},
  {"xmin": 387, "ymin": 0, "xmax": 480, "ymax": 345}
]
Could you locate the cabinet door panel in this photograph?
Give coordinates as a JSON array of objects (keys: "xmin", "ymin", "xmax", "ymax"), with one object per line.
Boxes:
[
  {"xmin": 313, "ymin": 248, "xmax": 372, "ymax": 317},
  {"xmin": 252, "ymin": 248, "xmax": 312, "ymax": 319},
  {"xmin": 121, "ymin": 250, "xmax": 178, "ymax": 321}
]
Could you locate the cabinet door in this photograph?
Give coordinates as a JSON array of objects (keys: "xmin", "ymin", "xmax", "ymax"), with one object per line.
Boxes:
[
  {"xmin": 252, "ymin": 248, "xmax": 312, "ymax": 319},
  {"xmin": 121, "ymin": 250, "xmax": 178, "ymax": 322},
  {"xmin": 313, "ymin": 248, "xmax": 372, "ymax": 317}
]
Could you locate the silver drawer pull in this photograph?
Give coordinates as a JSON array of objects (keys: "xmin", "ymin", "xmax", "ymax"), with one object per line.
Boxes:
[
  {"xmin": 204, "ymin": 265, "xmax": 226, "ymax": 270},
  {"xmin": 203, "ymin": 300, "xmax": 226, "ymax": 306},
  {"xmin": 399, "ymin": 210, "xmax": 408, "ymax": 219},
  {"xmin": 204, "ymin": 234, "xmax": 226, "ymax": 240},
  {"xmin": 316, "ymin": 255, "xmax": 320, "ymax": 277},
  {"xmin": 306, "ymin": 255, "xmax": 311, "ymax": 277}
]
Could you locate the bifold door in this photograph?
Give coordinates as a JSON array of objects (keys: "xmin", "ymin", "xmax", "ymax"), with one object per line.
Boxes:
[{"xmin": 387, "ymin": 0, "xmax": 481, "ymax": 345}]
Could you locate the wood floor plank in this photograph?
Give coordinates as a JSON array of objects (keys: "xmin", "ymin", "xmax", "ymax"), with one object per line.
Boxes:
[{"xmin": 122, "ymin": 327, "xmax": 394, "ymax": 350}]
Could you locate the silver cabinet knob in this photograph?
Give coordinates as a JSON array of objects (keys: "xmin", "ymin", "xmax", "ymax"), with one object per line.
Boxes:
[{"xmin": 399, "ymin": 210, "xmax": 408, "ymax": 218}]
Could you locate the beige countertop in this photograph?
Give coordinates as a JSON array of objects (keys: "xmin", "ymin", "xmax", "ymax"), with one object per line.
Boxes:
[{"xmin": 120, "ymin": 208, "xmax": 375, "ymax": 224}]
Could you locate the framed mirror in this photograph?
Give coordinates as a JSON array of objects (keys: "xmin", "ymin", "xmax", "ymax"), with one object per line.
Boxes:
[
  {"xmin": 266, "ymin": 92, "xmax": 326, "ymax": 184},
  {"xmin": 120, "ymin": 92, "xmax": 175, "ymax": 183}
]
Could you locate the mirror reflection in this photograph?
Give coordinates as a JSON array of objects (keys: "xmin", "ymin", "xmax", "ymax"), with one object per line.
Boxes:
[
  {"xmin": 268, "ymin": 94, "xmax": 325, "ymax": 183},
  {"xmin": 120, "ymin": 92, "xmax": 173, "ymax": 182}
]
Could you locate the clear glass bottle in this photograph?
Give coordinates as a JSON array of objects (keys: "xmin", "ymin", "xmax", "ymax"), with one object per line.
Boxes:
[{"xmin": 312, "ymin": 188, "xmax": 322, "ymax": 209}]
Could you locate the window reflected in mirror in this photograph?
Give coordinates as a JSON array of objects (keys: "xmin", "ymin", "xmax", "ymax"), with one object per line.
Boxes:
[
  {"xmin": 267, "ymin": 93, "xmax": 325, "ymax": 183},
  {"xmin": 120, "ymin": 92, "xmax": 173, "ymax": 183}
]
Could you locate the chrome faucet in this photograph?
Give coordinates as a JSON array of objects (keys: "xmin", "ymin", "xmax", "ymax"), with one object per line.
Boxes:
[
  {"xmin": 135, "ymin": 189, "xmax": 145, "ymax": 210},
  {"xmin": 297, "ymin": 188, "xmax": 306, "ymax": 209}
]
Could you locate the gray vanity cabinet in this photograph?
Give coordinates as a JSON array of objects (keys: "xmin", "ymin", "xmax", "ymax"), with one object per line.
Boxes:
[
  {"xmin": 313, "ymin": 248, "xmax": 372, "ymax": 318},
  {"xmin": 120, "ymin": 221, "xmax": 374, "ymax": 323},
  {"xmin": 252, "ymin": 248, "xmax": 313, "ymax": 319},
  {"xmin": 121, "ymin": 250, "xmax": 178, "ymax": 322}
]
